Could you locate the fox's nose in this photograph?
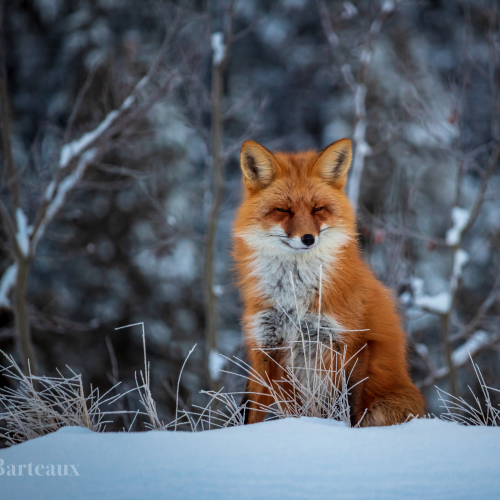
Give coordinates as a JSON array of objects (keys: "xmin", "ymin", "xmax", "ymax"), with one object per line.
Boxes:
[{"xmin": 301, "ymin": 234, "xmax": 315, "ymax": 246}]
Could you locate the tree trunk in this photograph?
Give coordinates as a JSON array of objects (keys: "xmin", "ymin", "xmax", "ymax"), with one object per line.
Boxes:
[
  {"xmin": 14, "ymin": 257, "xmax": 38, "ymax": 377},
  {"xmin": 203, "ymin": 48, "xmax": 225, "ymax": 391}
]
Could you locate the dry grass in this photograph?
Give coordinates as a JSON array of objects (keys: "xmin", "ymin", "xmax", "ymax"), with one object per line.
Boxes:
[
  {"xmin": 0, "ymin": 323, "xmax": 161, "ymax": 445},
  {"xmin": 0, "ymin": 351, "xmax": 128, "ymax": 446},
  {"xmin": 162, "ymin": 341, "xmax": 365, "ymax": 431},
  {"xmin": 436, "ymin": 352, "xmax": 500, "ymax": 426},
  {"xmin": 0, "ymin": 271, "xmax": 368, "ymax": 441},
  {"xmin": 7, "ymin": 273, "xmax": 498, "ymax": 445},
  {"xmin": 4, "ymin": 328, "xmax": 498, "ymax": 446},
  {"xmin": 201, "ymin": 341, "xmax": 367, "ymax": 429}
]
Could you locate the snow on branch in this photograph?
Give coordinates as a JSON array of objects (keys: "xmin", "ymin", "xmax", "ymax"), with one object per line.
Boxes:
[
  {"xmin": 343, "ymin": 1, "xmax": 397, "ymax": 211},
  {"xmin": 348, "ymin": 83, "xmax": 372, "ymax": 209},
  {"xmin": 451, "ymin": 331, "xmax": 489, "ymax": 366},
  {"xmin": 417, "ymin": 330, "xmax": 500, "ymax": 389},
  {"xmin": 58, "ymin": 111, "xmax": 118, "ymax": 172},
  {"xmin": 0, "ymin": 263, "xmax": 17, "ymax": 308},
  {"xmin": 450, "ymin": 248, "xmax": 469, "ymax": 294},
  {"xmin": 55, "ymin": 51, "xmax": 161, "ymax": 176},
  {"xmin": 32, "ymin": 148, "xmax": 98, "ymax": 253},
  {"xmin": 42, "ymin": 90, "xmax": 138, "ymax": 204},
  {"xmin": 410, "ymin": 277, "xmax": 451, "ymax": 315},
  {"xmin": 445, "ymin": 207, "xmax": 470, "ymax": 246},
  {"xmin": 15, "ymin": 208, "xmax": 29, "ymax": 258},
  {"xmin": 209, "ymin": 349, "xmax": 225, "ymax": 382},
  {"xmin": 30, "ymin": 35, "xmax": 180, "ymax": 256},
  {"xmin": 211, "ymin": 32, "xmax": 226, "ymax": 66},
  {"xmin": 409, "ymin": 248, "xmax": 469, "ymax": 316}
]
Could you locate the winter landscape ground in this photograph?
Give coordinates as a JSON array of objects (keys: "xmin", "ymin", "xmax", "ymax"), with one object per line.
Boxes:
[{"xmin": 1, "ymin": 417, "xmax": 499, "ymax": 500}]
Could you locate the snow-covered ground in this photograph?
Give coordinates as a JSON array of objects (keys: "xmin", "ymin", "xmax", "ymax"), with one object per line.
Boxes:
[{"xmin": 1, "ymin": 417, "xmax": 499, "ymax": 499}]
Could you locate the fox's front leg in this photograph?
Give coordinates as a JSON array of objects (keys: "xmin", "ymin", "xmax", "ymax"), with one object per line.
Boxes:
[
  {"xmin": 240, "ymin": 308, "xmax": 288, "ymax": 424},
  {"xmin": 240, "ymin": 348, "xmax": 283, "ymax": 424}
]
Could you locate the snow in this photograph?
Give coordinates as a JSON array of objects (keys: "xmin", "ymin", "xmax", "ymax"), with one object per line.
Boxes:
[
  {"xmin": 408, "ymin": 247, "xmax": 469, "ymax": 317},
  {"xmin": 446, "ymin": 207, "xmax": 470, "ymax": 246},
  {"xmin": 450, "ymin": 248, "xmax": 469, "ymax": 292},
  {"xmin": 411, "ymin": 278, "xmax": 451, "ymax": 314},
  {"xmin": 452, "ymin": 331, "xmax": 489, "ymax": 366},
  {"xmin": 348, "ymin": 83, "xmax": 371, "ymax": 210},
  {"xmin": 211, "ymin": 32, "xmax": 226, "ymax": 66},
  {"xmin": 415, "ymin": 342, "xmax": 429, "ymax": 358},
  {"xmin": 341, "ymin": 2, "xmax": 358, "ymax": 20},
  {"xmin": 413, "ymin": 291, "xmax": 451, "ymax": 314},
  {"xmin": 208, "ymin": 349, "xmax": 225, "ymax": 381},
  {"xmin": 1, "ymin": 417, "xmax": 499, "ymax": 499},
  {"xmin": 0, "ymin": 263, "xmax": 17, "ymax": 308},
  {"xmin": 15, "ymin": 208, "xmax": 30, "ymax": 257},
  {"xmin": 381, "ymin": 0, "xmax": 396, "ymax": 13}
]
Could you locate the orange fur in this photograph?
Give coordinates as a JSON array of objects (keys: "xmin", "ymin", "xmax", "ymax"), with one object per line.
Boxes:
[{"xmin": 233, "ymin": 138, "xmax": 425, "ymax": 426}]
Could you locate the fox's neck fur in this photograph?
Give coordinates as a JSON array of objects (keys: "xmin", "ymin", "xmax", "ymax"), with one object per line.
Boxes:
[{"xmin": 237, "ymin": 226, "xmax": 351, "ymax": 315}]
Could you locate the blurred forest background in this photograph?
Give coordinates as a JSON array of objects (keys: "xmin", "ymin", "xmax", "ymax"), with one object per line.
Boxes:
[{"xmin": 1, "ymin": 0, "xmax": 500, "ymax": 436}]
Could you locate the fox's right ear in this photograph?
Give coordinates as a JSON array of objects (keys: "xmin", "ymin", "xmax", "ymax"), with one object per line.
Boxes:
[{"xmin": 240, "ymin": 140, "xmax": 278, "ymax": 190}]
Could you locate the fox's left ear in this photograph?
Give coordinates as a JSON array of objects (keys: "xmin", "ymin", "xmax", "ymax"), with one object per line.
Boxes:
[{"xmin": 313, "ymin": 138, "xmax": 352, "ymax": 189}]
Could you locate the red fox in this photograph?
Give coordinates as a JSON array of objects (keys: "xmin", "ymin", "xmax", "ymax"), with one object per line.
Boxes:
[{"xmin": 233, "ymin": 138, "xmax": 425, "ymax": 426}]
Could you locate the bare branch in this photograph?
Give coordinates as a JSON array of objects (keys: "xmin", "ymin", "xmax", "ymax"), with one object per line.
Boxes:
[
  {"xmin": 0, "ymin": 198, "xmax": 21, "ymax": 259},
  {"xmin": 417, "ymin": 331, "xmax": 500, "ymax": 390},
  {"xmin": 318, "ymin": 0, "xmax": 398, "ymax": 212},
  {"xmin": 63, "ymin": 60, "xmax": 100, "ymax": 144},
  {"xmin": 29, "ymin": 30, "xmax": 181, "ymax": 255},
  {"xmin": 451, "ymin": 275, "xmax": 500, "ymax": 342},
  {"xmin": 461, "ymin": 144, "xmax": 500, "ymax": 238},
  {"xmin": 31, "ymin": 148, "xmax": 98, "ymax": 255}
]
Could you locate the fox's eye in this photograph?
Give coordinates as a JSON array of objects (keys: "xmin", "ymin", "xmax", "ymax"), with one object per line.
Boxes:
[
  {"xmin": 276, "ymin": 208, "xmax": 292, "ymax": 214},
  {"xmin": 313, "ymin": 207, "xmax": 324, "ymax": 212}
]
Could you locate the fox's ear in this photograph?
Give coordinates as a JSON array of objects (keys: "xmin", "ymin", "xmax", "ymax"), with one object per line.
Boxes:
[
  {"xmin": 240, "ymin": 140, "xmax": 278, "ymax": 190},
  {"xmin": 313, "ymin": 138, "xmax": 352, "ymax": 189}
]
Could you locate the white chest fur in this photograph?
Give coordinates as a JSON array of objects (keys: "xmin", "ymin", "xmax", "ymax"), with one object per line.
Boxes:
[
  {"xmin": 248, "ymin": 247, "xmax": 345, "ymax": 351},
  {"xmin": 238, "ymin": 226, "xmax": 350, "ymax": 353}
]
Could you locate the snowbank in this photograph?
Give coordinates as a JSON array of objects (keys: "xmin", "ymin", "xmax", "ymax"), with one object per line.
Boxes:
[{"xmin": 0, "ymin": 417, "xmax": 499, "ymax": 499}]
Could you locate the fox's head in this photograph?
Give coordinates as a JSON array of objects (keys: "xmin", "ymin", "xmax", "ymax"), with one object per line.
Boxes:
[{"xmin": 234, "ymin": 138, "xmax": 356, "ymax": 258}]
